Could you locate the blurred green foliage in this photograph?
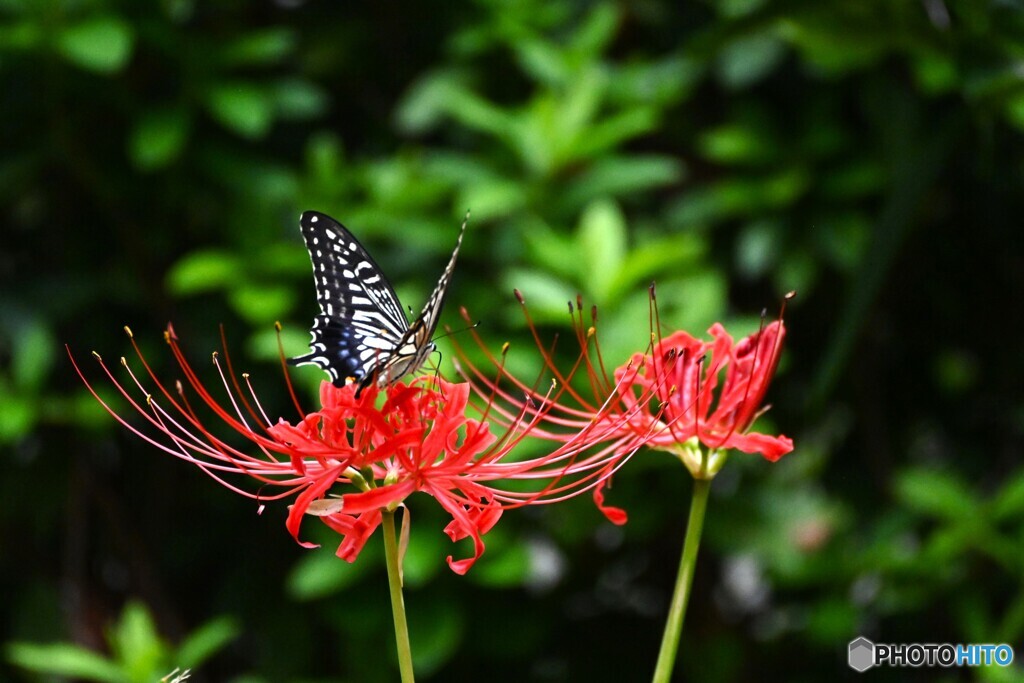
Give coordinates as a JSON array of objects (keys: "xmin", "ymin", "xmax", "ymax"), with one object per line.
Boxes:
[
  {"xmin": 2, "ymin": 0, "xmax": 1023, "ymax": 680},
  {"xmin": 6, "ymin": 601, "xmax": 236, "ymax": 682}
]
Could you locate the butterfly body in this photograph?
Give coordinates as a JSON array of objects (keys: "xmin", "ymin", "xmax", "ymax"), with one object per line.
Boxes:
[{"xmin": 289, "ymin": 211, "xmax": 465, "ymax": 395}]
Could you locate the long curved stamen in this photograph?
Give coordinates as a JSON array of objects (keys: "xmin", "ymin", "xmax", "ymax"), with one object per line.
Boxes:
[{"xmin": 275, "ymin": 320, "xmax": 307, "ymax": 420}]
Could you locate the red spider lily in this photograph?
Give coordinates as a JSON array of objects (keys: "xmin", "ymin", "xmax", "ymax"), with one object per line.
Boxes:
[
  {"xmin": 452, "ymin": 288, "xmax": 794, "ymax": 487},
  {"xmin": 69, "ymin": 325, "xmax": 633, "ymax": 574},
  {"xmin": 613, "ymin": 319, "xmax": 793, "ymax": 477}
]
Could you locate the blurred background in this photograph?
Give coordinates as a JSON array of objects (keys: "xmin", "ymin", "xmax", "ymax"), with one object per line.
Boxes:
[{"xmin": 2, "ymin": 0, "xmax": 1023, "ymax": 681}]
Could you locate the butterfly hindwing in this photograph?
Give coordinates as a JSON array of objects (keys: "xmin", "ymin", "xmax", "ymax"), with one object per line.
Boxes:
[{"xmin": 289, "ymin": 210, "xmax": 466, "ymax": 392}]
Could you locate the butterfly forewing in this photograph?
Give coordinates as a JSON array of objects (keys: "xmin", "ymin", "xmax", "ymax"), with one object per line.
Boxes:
[
  {"xmin": 415, "ymin": 217, "xmax": 466, "ymax": 340},
  {"xmin": 289, "ymin": 210, "xmax": 466, "ymax": 392},
  {"xmin": 376, "ymin": 216, "xmax": 468, "ymax": 383},
  {"xmin": 289, "ymin": 211, "xmax": 408, "ymax": 386}
]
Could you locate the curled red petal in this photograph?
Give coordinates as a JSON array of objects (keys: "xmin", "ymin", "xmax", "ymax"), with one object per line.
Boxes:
[
  {"xmin": 286, "ymin": 464, "xmax": 347, "ymax": 548},
  {"xmin": 722, "ymin": 431, "xmax": 794, "ymax": 461},
  {"xmin": 428, "ymin": 486, "xmax": 489, "ymax": 575},
  {"xmin": 322, "ymin": 509, "xmax": 383, "ymax": 563},
  {"xmin": 593, "ymin": 480, "xmax": 628, "ymax": 525}
]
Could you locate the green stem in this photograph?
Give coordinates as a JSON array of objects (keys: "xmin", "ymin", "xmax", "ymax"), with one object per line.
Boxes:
[
  {"xmin": 382, "ymin": 509, "xmax": 415, "ymax": 683},
  {"xmin": 651, "ymin": 478, "xmax": 712, "ymax": 683}
]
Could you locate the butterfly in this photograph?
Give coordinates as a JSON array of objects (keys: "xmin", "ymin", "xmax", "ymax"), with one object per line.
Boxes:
[{"xmin": 288, "ymin": 210, "xmax": 466, "ymax": 396}]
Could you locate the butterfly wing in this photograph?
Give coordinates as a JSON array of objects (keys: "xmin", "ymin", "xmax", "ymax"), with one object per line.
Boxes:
[
  {"xmin": 288, "ymin": 211, "xmax": 410, "ymax": 387},
  {"xmin": 411, "ymin": 212, "xmax": 468, "ymax": 339},
  {"xmin": 377, "ymin": 213, "xmax": 468, "ymax": 383}
]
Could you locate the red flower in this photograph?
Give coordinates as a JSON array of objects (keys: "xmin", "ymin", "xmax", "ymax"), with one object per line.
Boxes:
[
  {"xmin": 613, "ymin": 319, "xmax": 793, "ymax": 476},
  {"xmin": 453, "ymin": 288, "xmax": 793, "ymax": 486},
  {"xmin": 70, "ymin": 325, "xmax": 630, "ymax": 574}
]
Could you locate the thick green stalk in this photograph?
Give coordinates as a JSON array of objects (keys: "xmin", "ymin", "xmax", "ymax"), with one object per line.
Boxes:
[
  {"xmin": 651, "ymin": 478, "xmax": 712, "ymax": 683},
  {"xmin": 382, "ymin": 509, "xmax": 415, "ymax": 683}
]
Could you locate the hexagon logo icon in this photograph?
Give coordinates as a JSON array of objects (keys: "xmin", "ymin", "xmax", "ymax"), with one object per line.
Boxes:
[{"xmin": 848, "ymin": 637, "xmax": 875, "ymax": 672}]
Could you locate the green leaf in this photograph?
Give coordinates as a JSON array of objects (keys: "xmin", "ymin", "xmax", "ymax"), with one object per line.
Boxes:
[
  {"xmin": 735, "ymin": 219, "xmax": 781, "ymax": 279},
  {"xmin": 570, "ymin": 106, "xmax": 658, "ymax": 162},
  {"xmin": 305, "ymin": 131, "xmax": 345, "ymax": 185},
  {"xmin": 229, "ymin": 284, "xmax": 296, "ymax": 324},
  {"xmin": 256, "ymin": 241, "xmax": 309, "ymax": 275},
  {"xmin": 761, "ymin": 167, "xmax": 810, "ymax": 207},
  {"xmin": 912, "ymin": 54, "xmax": 958, "ymax": 95},
  {"xmin": 561, "ymin": 155, "xmax": 684, "ymax": 208},
  {"xmin": 0, "ymin": 383, "xmax": 35, "ymax": 443},
  {"xmin": 56, "ymin": 17, "xmax": 134, "ymax": 74},
  {"xmin": 992, "ymin": 469, "xmax": 1024, "ymax": 521},
  {"xmin": 716, "ymin": 31, "xmax": 786, "ymax": 89},
  {"xmin": 717, "ymin": 0, "xmax": 768, "ymax": 17},
  {"xmin": 399, "ymin": 521, "xmax": 445, "ymax": 588},
  {"xmin": 396, "ymin": 70, "xmax": 465, "ymax": 134},
  {"xmin": 1005, "ymin": 93, "xmax": 1024, "ymax": 133},
  {"xmin": 607, "ymin": 56, "xmax": 702, "ymax": 106},
  {"xmin": 0, "ymin": 21, "xmax": 42, "ymax": 50},
  {"xmin": 110, "ymin": 601, "xmax": 166, "ymax": 679},
  {"xmin": 286, "ymin": 547, "xmax": 372, "ymax": 600},
  {"xmin": 698, "ymin": 124, "xmax": 775, "ymax": 165},
  {"xmin": 515, "ymin": 39, "xmax": 569, "ymax": 87},
  {"xmin": 521, "ymin": 219, "xmax": 581, "ymax": 280},
  {"xmin": 407, "ymin": 600, "xmax": 464, "ymax": 677},
  {"xmin": 894, "ymin": 469, "xmax": 979, "ymax": 521},
  {"xmin": 5, "ymin": 642, "xmax": 128, "ymax": 682},
  {"xmin": 470, "ymin": 540, "xmax": 530, "ymax": 587},
  {"xmin": 129, "ymin": 109, "xmax": 189, "ymax": 171},
  {"xmin": 12, "ymin": 319, "xmax": 55, "ymax": 390},
  {"xmin": 648, "ymin": 271, "xmax": 729, "ymax": 336},
  {"xmin": 781, "ymin": 18, "xmax": 885, "ymax": 76},
  {"xmin": 68, "ymin": 387, "xmax": 115, "ymax": 429},
  {"xmin": 402, "ymin": 74, "xmax": 514, "ymax": 141},
  {"xmin": 501, "ymin": 268, "xmax": 577, "ymax": 324},
  {"xmin": 570, "ymin": 2, "xmax": 619, "ymax": 59},
  {"xmin": 577, "ymin": 199, "xmax": 626, "ymax": 300},
  {"xmin": 272, "ymin": 79, "xmax": 329, "ymax": 120},
  {"xmin": 219, "ymin": 28, "xmax": 295, "ymax": 66},
  {"xmin": 608, "ymin": 233, "xmax": 706, "ymax": 299},
  {"xmin": 206, "ymin": 83, "xmax": 275, "ymax": 139},
  {"xmin": 247, "ymin": 326, "xmax": 306, "ymax": 364},
  {"xmin": 175, "ymin": 616, "xmax": 240, "ymax": 669},
  {"xmin": 805, "ymin": 598, "xmax": 859, "ymax": 646},
  {"xmin": 459, "ymin": 178, "xmax": 528, "ymax": 221},
  {"xmin": 166, "ymin": 250, "xmax": 240, "ymax": 295}
]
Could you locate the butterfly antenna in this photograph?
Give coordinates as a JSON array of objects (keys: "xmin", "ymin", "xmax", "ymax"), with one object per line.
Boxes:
[
  {"xmin": 433, "ymin": 319, "xmax": 480, "ymax": 342},
  {"xmin": 430, "ymin": 348, "xmax": 445, "ymax": 398}
]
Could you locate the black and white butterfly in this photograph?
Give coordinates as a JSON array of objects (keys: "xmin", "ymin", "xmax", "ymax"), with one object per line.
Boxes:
[{"xmin": 288, "ymin": 210, "xmax": 466, "ymax": 395}]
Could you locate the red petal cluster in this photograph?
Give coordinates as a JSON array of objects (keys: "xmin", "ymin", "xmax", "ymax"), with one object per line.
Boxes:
[
  {"xmin": 616, "ymin": 321, "xmax": 793, "ymax": 462},
  {"xmin": 272, "ymin": 379, "xmax": 508, "ymax": 574},
  {"xmin": 453, "ymin": 290, "xmax": 793, "ymax": 497},
  {"xmin": 70, "ymin": 325, "xmax": 630, "ymax": 574}
]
